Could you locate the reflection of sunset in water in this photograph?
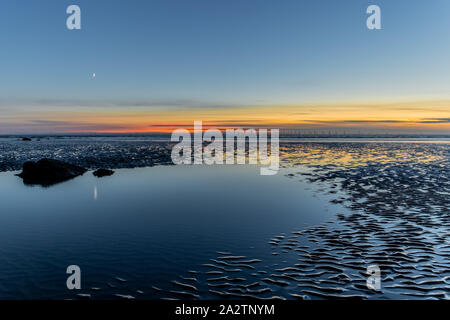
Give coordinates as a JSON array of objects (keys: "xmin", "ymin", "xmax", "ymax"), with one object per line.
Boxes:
[{"xmin": 279, "ymin": 142, "xmax": 448, "ymax": 169}]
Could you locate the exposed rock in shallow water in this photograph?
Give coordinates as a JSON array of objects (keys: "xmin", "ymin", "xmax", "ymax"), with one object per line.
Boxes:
[
  {"xmin": 93, "ymin": 168, "xmax": 115, "ymax": 177},
  {"xmin": 21, "ymin": 137, "xmax": 32, "ymax": 141},
  {"xmin": 17, "ymin": 158, "xmax": 87, "ymax": 186}
]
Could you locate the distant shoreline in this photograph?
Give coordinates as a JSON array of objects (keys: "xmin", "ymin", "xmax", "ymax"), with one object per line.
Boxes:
[{"xmin": 1, "ymin": 133, "xmax": 450, "ymax": 141}]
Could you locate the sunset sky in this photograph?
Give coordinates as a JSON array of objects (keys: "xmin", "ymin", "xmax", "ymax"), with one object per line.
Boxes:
[{"xmin": 0, "ymin": 0, "xmax": 449, "ymax": 134}]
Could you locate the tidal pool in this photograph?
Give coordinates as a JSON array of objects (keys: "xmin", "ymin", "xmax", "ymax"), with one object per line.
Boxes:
[{"xmin": 0, "ymin": 165, "xmax": 342, "ymax": 299}]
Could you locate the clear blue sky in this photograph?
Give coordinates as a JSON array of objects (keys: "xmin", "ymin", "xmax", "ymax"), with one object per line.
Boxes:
[{"xmin": 0, "ymin": 0, "xmax": 449, "ymax": 133}]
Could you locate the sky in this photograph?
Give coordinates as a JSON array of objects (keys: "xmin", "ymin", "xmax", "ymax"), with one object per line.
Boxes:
[{"xmin": 0, "ymin": 0, "xmax": 449, "ymax": 134}]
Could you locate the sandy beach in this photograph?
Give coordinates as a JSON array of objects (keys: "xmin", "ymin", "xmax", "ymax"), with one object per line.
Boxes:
[{"xmin": 0, "ymin": 137, "xmax": 448, "ymax": 299}]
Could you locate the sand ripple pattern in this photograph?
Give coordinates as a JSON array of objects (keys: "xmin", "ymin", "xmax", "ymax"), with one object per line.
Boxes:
[{"xmin": 158, "ymin": 142, "xmax": 450, "ymax": 300}]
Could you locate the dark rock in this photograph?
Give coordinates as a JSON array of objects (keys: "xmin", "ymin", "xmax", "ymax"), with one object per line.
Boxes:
[
  {"xmin": 21, "ymin": 137, "xmax": 32, "ymax": 141},
  {"xmin": 93, "ymin": 168, "xmax": 115, "ymax": 177},
  {"xmin": 17, "ymin": 158, "xmax": 87, "ymax": 186}
]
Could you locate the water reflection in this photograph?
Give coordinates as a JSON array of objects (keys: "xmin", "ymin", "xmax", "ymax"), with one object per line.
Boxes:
[{"xmin": 0, "ymin": 165, "xmax": 339, "ymax": 299}]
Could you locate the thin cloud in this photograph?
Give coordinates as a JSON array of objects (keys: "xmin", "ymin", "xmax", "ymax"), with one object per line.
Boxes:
[
  {"xmin": 0, "ymin": 98, "xmax": 248, "ymax": 110},
  {"xmin": 149, "ymin": 120, "xmax": 271, "ymax": 129},
  {"xmin": 418, "ymin": 118, "xmax": 450, "ymax": 123},
  {"xmin": 300, "ymin": 120, "xmax": 407, "ymax": 124},
  {"xmin": 345, "ymin": 120, "xmax": 405, "ymax": 123},
  {"xmin": 18, "ymin": 120, "xmax": 133, "ymax": 132}
]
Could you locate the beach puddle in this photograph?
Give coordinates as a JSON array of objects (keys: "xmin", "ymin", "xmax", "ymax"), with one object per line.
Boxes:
[{"xmin": 0, "ymin": 164, "xmax": 339, "ymax": 299}]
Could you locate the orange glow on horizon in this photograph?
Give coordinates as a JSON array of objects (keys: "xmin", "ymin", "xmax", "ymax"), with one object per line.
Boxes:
[{"xmin": 4, "ymin": 99, "xmax": 449, "ymax": 134}]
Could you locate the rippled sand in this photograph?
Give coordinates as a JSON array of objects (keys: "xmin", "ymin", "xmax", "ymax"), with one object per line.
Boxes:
[
  {"xmin": 1, "ymin": 138, "xmax": 449, "ymax": 299},
  {"xmin": 156, "ymin": 142, "xmax": 450, "ymax": 300}
]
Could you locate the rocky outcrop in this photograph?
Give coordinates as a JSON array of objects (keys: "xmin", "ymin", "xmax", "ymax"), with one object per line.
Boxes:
[
  {"xmin": 93, "ymin": 168, "xmax": 115, "ymax": 177},
  {"xmin": 17, "ymin": 158, "xmax": 87, "ymax": 186}
]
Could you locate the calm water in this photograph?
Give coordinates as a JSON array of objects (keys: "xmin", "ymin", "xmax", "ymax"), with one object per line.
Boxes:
[{"xmin": 0, "ymin": 165, "xmax": 342, "ymax": 299}]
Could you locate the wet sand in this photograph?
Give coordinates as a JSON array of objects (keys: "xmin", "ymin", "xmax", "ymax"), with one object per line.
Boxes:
[
  {"xmin": 155, "ymin": 142, "xmax": 450, "ymax": 300},
  {"xmin": 0, "ymin": 138, "xmax": 449, "ymax": 299}
]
